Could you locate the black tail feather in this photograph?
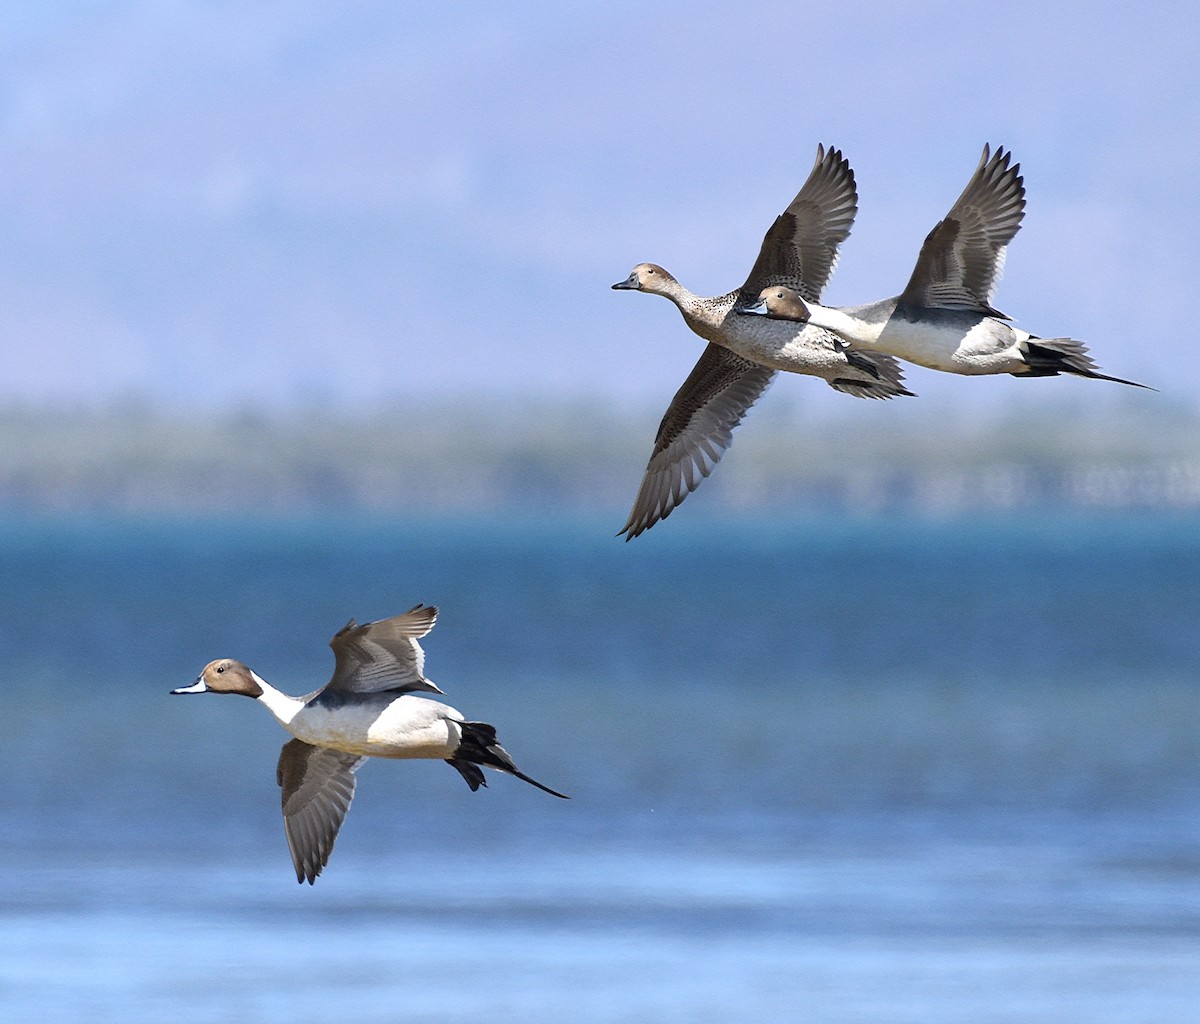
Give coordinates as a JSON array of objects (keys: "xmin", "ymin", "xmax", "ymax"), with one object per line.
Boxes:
[
  {"xmin": 446, "ymin": 758, "xmax": 488, "ymax": 791},
  {"xmin": 1020, "ymin": 338, "xmax": 1152, "ymax": 390},
  {"xmin": 446, "ymin": 721, "xmax": 569, "ymax": 799}
]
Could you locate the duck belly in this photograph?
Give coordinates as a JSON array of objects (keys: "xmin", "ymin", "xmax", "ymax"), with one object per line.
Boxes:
[
  {"xmin": 721, "ymin": 318, "xmax": 850, "ymax": 376},
  {"xmin": 289, "ymin": 695, "xmax": 464, "ymax": 759},
  {"xmin": 876, "ymin": 317, "xmax": 1023, "ymax": 375}
]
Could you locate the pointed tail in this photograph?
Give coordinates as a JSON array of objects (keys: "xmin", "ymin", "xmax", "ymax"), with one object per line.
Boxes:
[
  {"xmin": 446, "ymin": 721, "xmax": 570, "ymax": 799},
  {"xmin": 1020, "ymin": 338, "xmax": 1152, "ymax": 390}
]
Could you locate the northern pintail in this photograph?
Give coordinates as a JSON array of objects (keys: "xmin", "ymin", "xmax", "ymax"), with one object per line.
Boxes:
[
  {"xmin": 612, "ymin": 145, "xmax": 912, "ymax": 540},
  {"xmin": 741, "ymin": 145, "xmax": 1146, "ymax": 388},
  {"xmin": 172, "ymin": 605, "xmax": 567, "ymax": 884}
]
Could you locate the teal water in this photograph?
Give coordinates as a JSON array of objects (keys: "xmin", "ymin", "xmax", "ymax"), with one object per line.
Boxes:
[{"xmin": 2, "ymin": 512, "xmax": 1200, "ymax": 1022}]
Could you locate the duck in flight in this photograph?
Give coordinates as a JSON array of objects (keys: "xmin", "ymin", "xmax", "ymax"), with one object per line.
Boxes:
[
  {"xmin": 612, "ymin": 145, "xmax": 912, "ymax": 540},
  {"xmin": 741, "ymin": 145, "xmax": 1146, "ymax": 389},
  {"xmin": 172, "ymin": 605, "xmax": 567, "ymax": 884}
]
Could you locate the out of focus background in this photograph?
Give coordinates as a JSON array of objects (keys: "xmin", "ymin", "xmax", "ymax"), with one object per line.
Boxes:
[
  {"xmin": 0, "ymin": 0, "xmax": 1192, "ymax": 413},
  {"xmin": 3, "ymin": 3, "xmax": 1200, "ymax": 1022}
]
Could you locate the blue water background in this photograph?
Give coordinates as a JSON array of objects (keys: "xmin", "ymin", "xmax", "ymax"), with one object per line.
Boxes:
[{"xmin": 3, "ymin": 511, "xmax": 1200, "ymax": 1022}]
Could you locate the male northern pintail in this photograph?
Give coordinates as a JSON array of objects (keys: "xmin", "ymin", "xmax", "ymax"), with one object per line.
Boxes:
[
  {"xmin": 741, "ymin": 145, "xmax": 1146, "ymax": 388},
  {"xmin": 611, "ymin": 145, "xmax": 912, "ymax": 540},
  {"xmin": 172, "ymin": 605, "xmax": 567, "ymax": 884}
]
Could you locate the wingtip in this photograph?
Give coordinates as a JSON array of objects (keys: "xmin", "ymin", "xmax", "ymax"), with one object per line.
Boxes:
[
  {"xmin": 617, "ymin": 518, "xmax": 646, "ymax": 541},
  {"xmin": 813, "ymin": 142, "xmax": 851, "ymax": 178},
  {"xmin": 982, "ymin": 142, "xmax": 1018, "ymax": 175}
]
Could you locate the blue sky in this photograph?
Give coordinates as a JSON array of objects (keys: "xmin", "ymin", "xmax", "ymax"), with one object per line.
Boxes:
[{"xmin": 0, "ymin": 1, "xmax": 1195, "ymax": 411}]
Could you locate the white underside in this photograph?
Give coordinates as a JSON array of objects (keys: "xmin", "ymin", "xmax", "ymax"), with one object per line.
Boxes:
[
  {"xmin": 870, "ymin": 319, "xmax": 1030, "ymax": 375},
  {"xmin": 256, "ymin": 681, "xmax": 465, "ymax": 759},
  {"xmin": 804, "ymin": 305, "xmax": 1031, "ymax": 375}
]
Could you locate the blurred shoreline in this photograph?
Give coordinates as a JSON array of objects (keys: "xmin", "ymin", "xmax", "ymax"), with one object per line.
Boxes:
[{"xmin": 2, "ymin": 395, "xmax": 1198, "ymax": 516}]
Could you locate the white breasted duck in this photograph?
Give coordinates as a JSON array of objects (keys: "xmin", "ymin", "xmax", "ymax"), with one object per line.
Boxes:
[
  {"xmin": 172, "ymin": 605, "xmax": 567, "ymax": 884},
  {"xmin": 741, "ymin": 145, "xmax": 1147, "ymax": 388},
  {"xmin": 612, "ymin": 145, "xmax": 912, "ymax": 540}
]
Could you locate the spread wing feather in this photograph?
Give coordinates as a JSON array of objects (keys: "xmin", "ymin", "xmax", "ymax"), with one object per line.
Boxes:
[
  {"xmin": 619, "ymin": 344, "xmax": 775, "ymax": 540},
  {"xmin": 325, "ymin": 605, "xmax": 442, "ymax": 696},
  {"xmin": 899, "ymin": 144, "xmax": 1026, "ymax": 314},
  {"xmin": 277, "ymin": 739, "xmax": 365, "ymax": 884},
  {"xmin": 740, "ymin": 143, "xmax": 858, "ymax": 302}
]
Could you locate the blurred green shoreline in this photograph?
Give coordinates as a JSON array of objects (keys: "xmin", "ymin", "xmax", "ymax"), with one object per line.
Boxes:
[{"xmin": 2, "ymin": 395, "xmax": 1197, "ymax": 515}]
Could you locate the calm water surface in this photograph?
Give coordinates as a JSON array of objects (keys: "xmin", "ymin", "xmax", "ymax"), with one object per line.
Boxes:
[{"xmin": 2, "ymin": 512, "xmax": 1199, "ymax": 1022}]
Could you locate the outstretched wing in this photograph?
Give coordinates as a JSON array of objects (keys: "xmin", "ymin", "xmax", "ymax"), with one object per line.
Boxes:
[
  {"xmin": 740, "ymin": 144, "xmax": 858, "ymax": 303},
  {"xmin": 325, "ymin": 604, "xmax": 443, "ymax": 696},
  {"xmin": 277, "ymin": 739, "xmax": 366, "ymax": 884},
  {"xmin": 620, "ymin": 344, "xmax": 775, "ymax": 540},
  {"xmin": 899, "ymin": 144, "xmax": 1026, "ymax": 315}
]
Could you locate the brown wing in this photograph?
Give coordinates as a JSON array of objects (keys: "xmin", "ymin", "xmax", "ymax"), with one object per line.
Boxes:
[
  {"xmin": 620, "ymin": 344, "xmax": 775, "ymax": 540},
  {"xmin": 325, "ymin": 605, "xmax": 443, "ymax": 696},
  {"xmin": 277, "ymin": 739, "xmax": 365, "ymax": 884},
  {"xmin": 898, "ymin": 144, "xmax": 1026, "ymax": 315},
  {"xmin": 740, "ymin": 144, "xmax": 858, "ymax": 303}
]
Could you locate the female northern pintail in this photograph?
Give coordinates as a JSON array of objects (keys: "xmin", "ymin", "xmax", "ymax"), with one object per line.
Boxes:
[
  {"xmin": 741, "ymin": 145, "xmax": 1146, "ymax": 388},
  {"xmin": 172, "ymin": 605, "xmax": 567, "ymax": 884},
  {"xmin": 611, "ymin": 145, "xmax": 912, "ymax": 540}
]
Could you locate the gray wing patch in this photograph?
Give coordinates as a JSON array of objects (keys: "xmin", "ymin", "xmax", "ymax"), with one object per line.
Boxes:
[
  {"xmin": 277, "ymin": 739, "xmax": 366, "ymax": 884},
  {"xmin": 899, "ymin": 144, "xmax": 1026, "ymax": 314},
  {"xmin": 740, "ymin": 143, "xmax": 858, "ymax": 302},
  {"xmin": 620, "ymin": 344, "xmax": 776, "ymax": 540},
  {"xmin": 325, "ymin": 604, "xmax": 443, "ymax": 696}
]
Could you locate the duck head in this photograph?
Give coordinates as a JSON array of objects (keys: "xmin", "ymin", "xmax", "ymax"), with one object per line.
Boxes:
[
  {"xmin": 611, "ymin": 262, "xmax": 677, "ymax": 294},
  {"xmin": 172, "ymin": 659, "xmax": 264, "ymax": 698},
  {"xmin": 740, "ymin": 285, "xmax": 811, "ymax": 323}
]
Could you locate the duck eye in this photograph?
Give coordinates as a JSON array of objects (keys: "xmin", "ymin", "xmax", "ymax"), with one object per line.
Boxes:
[{"xmin": 216, "ymin": 665, "xmax": 226, "ymax": 674}]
